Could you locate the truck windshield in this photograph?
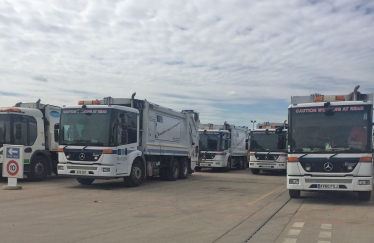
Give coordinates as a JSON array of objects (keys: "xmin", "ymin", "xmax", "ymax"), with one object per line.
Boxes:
[
  {"xmin": 289, "ymin": 104, "xmax": 372, "ymax": 153},
  {"xmin": 59, "ymin": 108, "xmax": 112, "ymax": 146},
  {"xmin": 0, "ymin": 115, "xmax": 11, "ymax": 147},
  {"xmin": 199, "ymin": 131, "xmax": 228, "ymax": 152},
  {"xmin": 0, "ymin": 114, "xmax": 38, "ymax": 147},
  {"xmin": 250, "ymin": 131, "xmax": 286, "ymax": 152}
]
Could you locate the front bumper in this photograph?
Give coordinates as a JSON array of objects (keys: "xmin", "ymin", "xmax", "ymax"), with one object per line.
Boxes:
[
  {"xmin": 57, "ymin": 163, "xmax": 128, "ymax": 178},
  {"xmin": 197, "ymin": 160, "xmax": 226, "ymax": 168},
  {"xmin": 287, "ymin": 175, "xmax": 373, "ymax": 192},
  {"xmin": 248, "ymin": 161, "xmax": 286, "ymax": 170}
]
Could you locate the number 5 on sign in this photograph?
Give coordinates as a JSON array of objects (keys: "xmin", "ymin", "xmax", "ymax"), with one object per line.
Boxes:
[{"xmin": 2, "ymin": 145, "xmax": 24, "ymax": 178}]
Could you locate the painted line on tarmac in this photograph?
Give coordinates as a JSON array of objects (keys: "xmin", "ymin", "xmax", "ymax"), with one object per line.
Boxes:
[{"xmin": 247, "ymin": 185, "xmax": 286, "ymax": 206}]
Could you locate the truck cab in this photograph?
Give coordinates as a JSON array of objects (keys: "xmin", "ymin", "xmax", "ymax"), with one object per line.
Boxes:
[
  {"xmin": 0, "ymin": 101, "xmax": 60, "ymax": 180},
  {"xmin": 248, "ymin": 128, "xmax": 287, "ymax": 174},
  {"xmin": 196, "ymin": 123, "xmax": 248, "ymax": 171}
]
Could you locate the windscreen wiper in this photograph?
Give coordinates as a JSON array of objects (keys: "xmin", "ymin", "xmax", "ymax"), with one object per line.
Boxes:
[
  {"xmin": 299, "ymin": 154, "xmax": 309, "ymax": 159},
  {"xmin": 329, "ymin": 153, "xmax": 338, "ymax": 159}
]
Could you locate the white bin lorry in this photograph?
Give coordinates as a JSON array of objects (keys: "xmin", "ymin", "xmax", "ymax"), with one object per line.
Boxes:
[
  {"xmin": 248, "ymin": 127, "xmax": 287, "ymax": 174},
  {"xmin": 56, "ymin": 94, "xmax": 200, "ymax": 186},
  {"xmin": 196, "ymin": 123, "xmax": 248, "ymax": 171},
  {"xmin": 287, "ymin": 86, "xmax": 373, "ymax": 201},
  {"xmin": 0, "ymin": 100, "xmax": 60, "ymax": 181}
]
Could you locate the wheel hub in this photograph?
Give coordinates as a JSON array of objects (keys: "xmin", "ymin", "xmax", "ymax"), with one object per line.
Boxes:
[{"xmin": 133, "ymin": 166, "xmax": 141, "ymax": 179}]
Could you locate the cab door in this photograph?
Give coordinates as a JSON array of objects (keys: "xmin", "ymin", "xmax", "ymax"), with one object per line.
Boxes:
[{"xmin": 115, "ymin": 111, "xmax": 138, "ymax": 175}]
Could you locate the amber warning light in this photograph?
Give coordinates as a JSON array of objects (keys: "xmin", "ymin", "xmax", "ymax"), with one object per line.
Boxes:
[
  {"xmin": 0, "ymin": 107, "xmax": 22, "ymax": 113},
  {"xmin": 78, "ymin": 100, "xmax": 101, "ymax": 105}
]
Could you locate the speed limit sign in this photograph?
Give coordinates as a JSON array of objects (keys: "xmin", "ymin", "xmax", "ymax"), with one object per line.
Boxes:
[
  {"xmin": 2, "ymin": 145, "xmax": 24, "ymax": 178},
  {"xmin": 6, "ymin": 160, "xmax": 19, "ymax": 176}
]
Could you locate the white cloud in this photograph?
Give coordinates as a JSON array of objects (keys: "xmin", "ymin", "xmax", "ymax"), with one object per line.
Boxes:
[{"xmin": 0, "ymin": 0, "xmax": 373, "ymax": 126}]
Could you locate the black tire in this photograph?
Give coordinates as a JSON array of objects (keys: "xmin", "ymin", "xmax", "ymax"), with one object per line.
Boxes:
[
  {"xmin": 178, "ymin": 158, "xmax": 188, "ymax": 179},
  {"xmin": 27, "ymin": 156, "xmax": 49, "ymax": 181},
  {"xmin": 251, "ymin": 169, "xmax": 260, "ymax": 174},
  {"xmin": 124, "ymin": 160, "xmax": 144, "ymax": 187},
  {"xmin": 77, "ymin": 178, "xmax": 95, "ymax": 185},
  {"xmin": 358, "ymin": 191, "xmax": 371, "ymax": 201},
  {"xmin": 289, "ymin": 190, "xmax": 301, "ymax": 198},
  {"xmin": 195, "ymin": 166, "xmax": 201, "ymax": 172},
  {"xmin": 166, "ymin": 158, "xmax": 179, "ymax": 181}
]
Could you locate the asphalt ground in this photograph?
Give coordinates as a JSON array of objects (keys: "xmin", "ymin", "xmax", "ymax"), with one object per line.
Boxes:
[{"xmin": 0, "ymin": 169, "xmax": 373, "ymax": 243}]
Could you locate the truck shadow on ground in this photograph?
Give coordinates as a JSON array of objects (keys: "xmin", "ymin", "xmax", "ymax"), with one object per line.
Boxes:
[
  {"xmin": 65, "ymin": 176, "xmax": 186, "ymax": 191},
  {"xmin": 296, "ymin": 191, "xmax": 373, "ymax": 205}
]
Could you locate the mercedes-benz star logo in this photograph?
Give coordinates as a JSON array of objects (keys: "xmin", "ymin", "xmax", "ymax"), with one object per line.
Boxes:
[
  {"xmin": 79, "ymin": 153, "xmax": 86, "ymax": 160},
  {"xmin": 324, "ymin": 162, "xmax": 333, "ymax": 171}
]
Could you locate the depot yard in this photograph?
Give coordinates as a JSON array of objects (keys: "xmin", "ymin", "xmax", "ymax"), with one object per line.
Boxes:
[{"xmin": 1, "ymin": 169, "xmax": 374, "ymax": 243}]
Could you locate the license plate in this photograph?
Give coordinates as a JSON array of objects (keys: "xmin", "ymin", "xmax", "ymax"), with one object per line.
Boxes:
[
  {"xmin": 76, "ymin": 170, "xmax": 87, "ymax": 175},
  {"xmin": 200, "ymin": 163, "xmax": 210, "ymax": 167},
  {"xmin": 318, "ymin": 184, "xmax": 339, "ymax": 189},
  {"xmin": 261, "ymin": 165, "xmax": 271, "ymax": 168}
]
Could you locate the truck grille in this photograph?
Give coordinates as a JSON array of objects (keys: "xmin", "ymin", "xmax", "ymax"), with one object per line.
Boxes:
[
  {"xmin": 199, "ymin": 152, "xmax": 216, "ymax": 160},
  {"xmin": 299, "ymin": 157, "xmax": 359, "ymax": 173},
  {"xmin": 64, "ymin": 152, "xmax": 101, "ymax": 162},
  {"xmin": 255, "ymin": 154, "xmax": 279, "ymax": 160}
]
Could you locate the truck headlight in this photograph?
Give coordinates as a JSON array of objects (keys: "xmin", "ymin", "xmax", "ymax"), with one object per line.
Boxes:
[
  {"xmin": 58, "ymin": 165, "xmax": 64, "ymax": 170},
  {"xmin": 102, "ymin": 167, "xmax": 110, "ymax": 172},
  {"xmin": 289, "ymin": 179, "xmax": 299, "ymax": 185},
  {"xmin": 358, "ymin": 180, "xmax": 370, "ymax": 185}
]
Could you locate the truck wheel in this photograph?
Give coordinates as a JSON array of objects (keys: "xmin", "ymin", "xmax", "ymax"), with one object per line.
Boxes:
[
  {"xmin": 77, "ymin": 178, "xmax": 95, "ymax": 185},
  {"xmin": 251, "ymin": 169, "xmax": 260, "ymax": 174},
  {"xmin": 124, "ymin": 160, "xmax": 144, "ymax": 187},
  {"xmin": 28, "ymin": 156, "xmax": 49, "ymax": 181},
  {"xmin": 178, "ymin": 158, "xmax": 188, "ymax": 179},
  {"xmin": 289, "ymin": 190, "xmax": 301, "ymax": 199},
  {"xmin": 166, "ymin": 158, "xmax": 179, "ymax": 181},
  {"xmin": 195, "ymin": 167, "xmax": 201, "ymax": 172},
  {"xmin": 358, "ymin": 191, "xmax": 371, "ymax": 201}
]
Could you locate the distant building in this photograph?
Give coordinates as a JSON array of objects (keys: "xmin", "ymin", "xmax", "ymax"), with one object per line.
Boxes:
[{"xmin": 256, "ymin": 122, "xmax": 285, "ymax": 129}]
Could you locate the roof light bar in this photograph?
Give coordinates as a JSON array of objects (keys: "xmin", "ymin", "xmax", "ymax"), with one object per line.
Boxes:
[
  {"xmin": 314, "ymin": 95, "xmax": 346, "ymax": 102},
  {"xmin": 0, "ymin": 107, "xmax": 22, "ymax": 112},
  {"xmin": 78, "ymin": 99, "xmax": 101, "ymax": 105}
]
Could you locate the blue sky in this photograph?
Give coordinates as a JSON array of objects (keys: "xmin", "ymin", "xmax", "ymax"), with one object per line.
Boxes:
[{"xmin": 0, "ymin": 0, "xmax": 373, "ymax": 127}]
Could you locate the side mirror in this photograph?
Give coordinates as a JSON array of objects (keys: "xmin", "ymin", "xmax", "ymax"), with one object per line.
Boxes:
[
  {"xmin": 275, "ymin": 127, "xmax": 283, "ymax": 134},
  {"xmin": 54, "ymin": 129, "xmax": 59, "ymax": 142},
  {"xmin": 245, "ymin": 142, "xmax": 248, "ymax": 150},
  {"xmin": 277, "ymin": 134, "xmax": 285, "ymax": 149},
  {"xmin": 54, "ymin": 123, "xmax": 60, "ymax": 142}
]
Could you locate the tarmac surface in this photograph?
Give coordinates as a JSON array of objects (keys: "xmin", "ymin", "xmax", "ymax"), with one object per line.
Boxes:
[{"xmin": 1, "ymin": 169, "xmax": 373, "ymax": 243}]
